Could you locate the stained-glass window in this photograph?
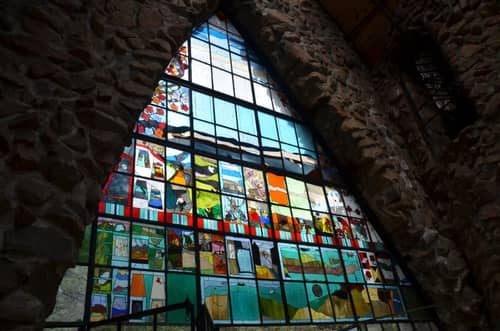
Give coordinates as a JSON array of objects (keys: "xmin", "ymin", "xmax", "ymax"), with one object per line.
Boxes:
[{"xmin": 47, "ymin": 11, "xmax": 436, "ymax": 330}]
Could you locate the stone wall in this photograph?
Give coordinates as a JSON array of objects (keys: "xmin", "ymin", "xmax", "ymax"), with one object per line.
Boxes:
[
  {"xmin": 372, "ymin": 0, "xmax": 500, "ymax": 328},
  {"xmin": 0, "ymin": 0, "xmax": 498, "ymax": 330},
  {"xmin": 0, "ymin": 1, "xmax": 219, "ymax": 329}
]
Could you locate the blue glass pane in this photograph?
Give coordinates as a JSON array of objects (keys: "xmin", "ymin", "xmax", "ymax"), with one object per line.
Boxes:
[
  {"xmin": 277, "ymin": 118, "xmax": 297, "ymax": 145},
  {"xmin": 193, "ymin": 23, "xmax": 209, "ymax": 41},
  {"xmin": 295, "ymin": 123, "xmax": 315, "ymax": 150},
  {"xmin": 229, "ymin": 34, "xmax": 247, "ymax": 56},
  {"xmin": 214, "ymin": 98, "xmax": 237, "ymax": 128},
  {"xmin": 209, "ymin": 24, "xmax": 228, "ymax": 49},
  {"xmin": 237, "ymin": 105, "xmax": 257, "ymax": 135},
  {"xmin": 258, "ymin": 112, "xmax": 278, "ymax": 140},
  {"xmin": 192, "ymin": 91, "xmax": 214, "ymax": 122}
]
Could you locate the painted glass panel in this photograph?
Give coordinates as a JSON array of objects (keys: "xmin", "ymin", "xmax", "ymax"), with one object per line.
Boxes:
[
  {"xmin": 167, "ymin": 110, "xmax": 191, "ymax": 145},
  {"xmin": 166, "ymin": 228, "xmax": 196, "ymax": 272},
  {"xmin": 326, "ymin": 186, "xmax": 347, "ymax": 216},
  {"xmin": 243, "ymin": 167, "xmax": 267, "ymax": 201},
  {"xmin": 342, "ymin": 189, "xmax": 365, "ymax": 218},
  {"xmin": 299, "ymin": 245, "xmax": 325, "ymax": 281},
  {"xmin": 247, "ymin": 200, "xmax": 272, "ymax": 237},
  {"xmin": 99, "ymin": 173, "xmax": 132, "ymax": 217},
  {"xmin": 199, "ymin": 232, "xmax": 226, "ymax": 275},
  {"xmin": 166, "ymin": 184, "xmax": 193, "ymax": 226},
  {"xmin": 377, "ymin": 252, "xmax": 396, "ymax": 284},
  {"xmin": 226, "ymin": 237, "xmax": 254, "ymax": 277},
  {"xmin": 196, "ymin": 190, "xmax": 221, "ymax": 221},
  {"xmin": 194, "ymin": 155, "xmax": 219, "ymax": 191},
  {"xmin": 94, "ymin": 218, "xmax": 129, "ymax": 267},
  {"xmin": 90, "ymin": 267, "xmax": 130, "ymax": 321},
  {"xmin": 222, "ymin": 195, "xmax": 248, "ymax": 233},
  {"xmin": 292, "ymin": 208, "xmax": 315, "ymax": 243},
  {"xmin": 165, "ymin": 43, "xmax": 189, "ymax": 80},
  {"xmin": 131, "ymin": 223, "xmax": 165, "ymax": 270},
  {"xmin": 219, "ymin": 161, "xmax": 244, "ymax": 196},
  {"xmin": 129, "ymin": 271, "xmax": 165, "ymax": 316},
  {"xmin": 307, "ymin": 184, "xmax": 328, "ymax": 212},
  {"xmin": 321, "ymin": 247, "xmax": 345, "ymax": 283},
  {"xmin": 252, "ymin": 240, "xmax": 279, "ymax": 280},
  {"xmin": 284, "ymin": 282, "xmax": 310, "ymax": 323},
  {"xmin": 341, "ymin": 249, "xmax": 364, "ymax": 283},
  {"xmin": 358, "ymin": 251, "xmax": 383, "ymax": 284},
  {"xmin": 328, "ymin": 283, "xmax": 354, "ymax": 321},
  {"xmin": 350, "ymin": 285, "xmax": 373, "ymax": 320},
  {"xmin": 278, "ymin": 243, "xmax": 303, "ymax": 280},
  {"xmin": 306, "ymin": 282, "xmax": 334, "ymax": 321},
  {"xmin": 272, "ymin": 205, "xmax": 294, "ymax": 240},
  {"xmin": 134, "ymin": 140, "xmax": 165, "ymax": 181},
  {"xmin": 167, "ymin": 82, "xmax": 190, "ymax": 114},
  {"xmin": 165, "ymin": 147, "xmax": 192, "ymax": 186},
  {"xmin": 266, "ymin": 173, "xmax": 288, "ymax": 205},
  {"xmin": 258, "ymin": 280, "xmax": 286, "ymax": 323},
  {"xmin": 132, "ymin": 177, "xmax": 165, "ymax": 222},
  {"xmin": 201, "ymin": 277, "xmax": 230, "ymax": 323}
]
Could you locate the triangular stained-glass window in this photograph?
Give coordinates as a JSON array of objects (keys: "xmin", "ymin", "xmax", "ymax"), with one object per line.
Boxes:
[{"xmin": 46, "ymin": 12, "xmax": 438, "ymax": 330}]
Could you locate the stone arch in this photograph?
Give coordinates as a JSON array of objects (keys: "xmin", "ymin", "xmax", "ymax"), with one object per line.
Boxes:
[{"xmin": 0, "ymin": 0, "xmax": 492, "ymax": 330}]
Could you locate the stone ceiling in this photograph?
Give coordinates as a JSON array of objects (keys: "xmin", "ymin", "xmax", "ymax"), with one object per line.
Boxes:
[{"xmin": 319, "ymin": 0, "xmax": 399, "ymax": 66}]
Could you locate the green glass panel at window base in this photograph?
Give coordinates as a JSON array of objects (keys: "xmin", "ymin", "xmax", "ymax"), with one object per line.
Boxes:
[
  {"xmin": 230, "ymin": 279, "xmax": 260, "ymax": 323},
  {"xmin": 167, "ymin": 273, "xmax": 198, "ymax": 323}
]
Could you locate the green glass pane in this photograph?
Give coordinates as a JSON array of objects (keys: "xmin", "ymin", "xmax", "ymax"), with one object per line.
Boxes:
[
  {"xmin": 77, "ymin": 225, "xmax": 91, "ymax": 264},
  {"xmin": 286, "ymin": 177, "xmax": 309, "ymax": 209},
  {"xmin": 167, "ymin": 273, "xmax": 198, "ymax": 323},
  {"xmin": 230, "ymin": 278, "xmax": 260, "ymax": 323},
  {"xmin": 196, "ymin": 190, "xmax": 222, "ymax": 220}
]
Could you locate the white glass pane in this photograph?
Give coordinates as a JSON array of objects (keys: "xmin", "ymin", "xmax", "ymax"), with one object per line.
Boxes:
[
  {"xmin": 231, "ymin": 53, "xmax": 249, "ymax": 78},
  {"xmin": 211, "ymin": 45, "xmax": 231, "ymax": 71},
  {"xmin": 234, "ymin": 76, "xmax": 253, "ymax": 103},
  {"xmin": 190, "ymin": 37, "xmax": 210, "ymax": 63},
  {"xmin": 212, "ymin": 68, "xmax": 234, "ymax": 96},
  {"xmin": 254, "ymin": 82, "xmax": 273, "ymax": 109},
  {"xmin": 192, "ymin": 60, "xmax": 212, "ymax": 88}
]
